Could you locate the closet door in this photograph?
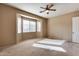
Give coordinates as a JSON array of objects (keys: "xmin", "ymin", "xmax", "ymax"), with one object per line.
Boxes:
[{"xmin": 72, "ymin": 17, "xmax": 79, "ymax": 43}]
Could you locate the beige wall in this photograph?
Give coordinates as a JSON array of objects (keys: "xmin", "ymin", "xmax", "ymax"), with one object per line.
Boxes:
[
  {"xmin": 23, "ymin": 32, "xmax": 37, "ymax": 40},
  {"xmin": 43, "ymin": 19, "xmax": 48, "ymax": 37},
  {"xmin": 0, "ymin": 6, "xmax": 2, "ymax": 45},
  {"xmin": 48, "ymin": 11, "xmax": 79, "ymax": 41},
  {"xmin": 16, "ymin": 32, "xmax": 37, "ymax": 43},
  {"xmin": 0, "ymin": 5, "xmax": 16, "ymax": 46},
  {"xmin": 0, "ymin": 4, "xmax": 47, "ymax": 46}
]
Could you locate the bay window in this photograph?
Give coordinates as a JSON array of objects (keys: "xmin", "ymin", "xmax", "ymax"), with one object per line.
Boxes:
[
  {"xmin": 17, "ymin": 16, "xmax": 41, "ymax": 33},
  {"xmin": 23, "ymin": 18, "xmax": 36, "ymax": 32}
]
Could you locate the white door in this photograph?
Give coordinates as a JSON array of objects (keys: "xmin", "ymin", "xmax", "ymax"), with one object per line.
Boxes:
[{"xmin": 72, "ymin": 17, "xmax": 79, "ymax": 43}]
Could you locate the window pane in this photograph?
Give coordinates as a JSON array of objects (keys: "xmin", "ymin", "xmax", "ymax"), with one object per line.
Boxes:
[
  {"xmin": 17, "ymin": 16, "xmax": 21, "ymax": 33},
  {"xmin": 23, "ymin": 20, "xmax": 29, "ymax": 32},
  {"xmin": 37, "ymin": 22, "xmax": 41, "ymax": 32},
  {"xmin": 29, "ymin": 21, "xmax": 36, "ymax": 32}
]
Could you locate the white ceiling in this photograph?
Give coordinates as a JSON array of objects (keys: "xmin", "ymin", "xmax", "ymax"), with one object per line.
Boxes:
[{"xmin": 5, "ymin": 3, "xmax": 79, "ymax": 18}]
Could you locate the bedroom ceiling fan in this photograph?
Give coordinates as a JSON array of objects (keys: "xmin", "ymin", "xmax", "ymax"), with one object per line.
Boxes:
[{"xmin": 40, "ymin": 4, "xmax": 56, "ymax": 14}]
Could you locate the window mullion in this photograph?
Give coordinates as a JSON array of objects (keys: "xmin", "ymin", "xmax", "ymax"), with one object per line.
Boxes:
[{"xmin": 29, "ymin": 20, "xmax": 30, "ymax": 32}]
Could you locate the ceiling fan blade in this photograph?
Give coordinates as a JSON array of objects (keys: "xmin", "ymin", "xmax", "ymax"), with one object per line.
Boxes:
[
  {"xmin": 49, "ymin": 9, "xmax": 56, "ymax": 11},
  {"xmin": 40, "ymin": 7, "xmax": 46, "ymax": 9},
  {"xmin": 40, "ymin": 10, "xmax": 46, "ymax": 13},
  {"xmin": 48, "ymin": 4, "xmax": 54, "ymax": 8},
  {"xmin": 46, "ymin": 4, "xmax": 49, "ymax": 9}
]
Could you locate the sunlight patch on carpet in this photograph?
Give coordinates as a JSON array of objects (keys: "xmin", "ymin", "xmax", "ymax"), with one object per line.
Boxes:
[
  {"xmin": 37, "ymin": 39, "xmax": 65, "ymax": 45},
  {"xmin": 32, "ymin": 43, "xmax": 66, "ymax": 52}
]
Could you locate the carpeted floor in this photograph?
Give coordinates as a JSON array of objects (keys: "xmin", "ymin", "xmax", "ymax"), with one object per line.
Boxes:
[{"xmin": 0, "ymin": 38, "xmax": 79, "ymax": 56}]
